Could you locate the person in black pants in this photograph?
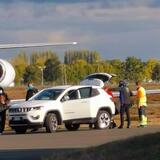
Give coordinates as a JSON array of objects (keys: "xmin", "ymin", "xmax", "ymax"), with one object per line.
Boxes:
[
  {"xmin": 0, "ymin": 87, "xmax": 10, "ymax": 134},
  {"xmin": 118, "ymin": 80, "xmax": 133, "ymax": 129},
  {"xmin": 0, "ymin": 110, "xmax": 6, "ymax": 134}
]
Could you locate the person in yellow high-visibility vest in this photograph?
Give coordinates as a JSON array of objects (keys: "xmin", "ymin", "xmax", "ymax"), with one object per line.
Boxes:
[{"xmin": 136, "ymin": 81, "xmax": 147, "ymax": 127}]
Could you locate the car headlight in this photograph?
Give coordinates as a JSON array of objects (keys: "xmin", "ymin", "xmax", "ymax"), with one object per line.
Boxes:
[{"xmin": 31, "ymin": 106, "xmax": 43, "ymax": 110}]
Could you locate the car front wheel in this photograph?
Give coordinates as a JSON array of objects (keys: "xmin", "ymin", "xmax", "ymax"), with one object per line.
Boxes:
[
  {"xmin": 95, "ymin": 110, "xmax": 111, "ymax": 129},
  {"xmin": 65, "ymin": 123, "xmax": 80, "ymax": 131},
  {"xmin": 45, "ymin": 113, "xmax": 58, "ymax": 133}
]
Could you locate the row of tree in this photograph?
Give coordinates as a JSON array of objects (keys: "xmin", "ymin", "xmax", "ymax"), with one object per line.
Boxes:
[{"xmin": 10, "ymin": 50, "xmax": 160, "ymax": 86}]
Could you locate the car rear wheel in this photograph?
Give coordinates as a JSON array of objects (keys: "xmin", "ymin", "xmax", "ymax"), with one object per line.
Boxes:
[
  {"xmin": 14, "ymin": 127, "xmax": 27, "ymax": 134},
  {"xmin": 95, "ymin": 110, "xmax": 111, "ymax": 129},
  {"xmin": 45, "ymin": 113, "xmax": 58, "ymax": 133},
  {"xmin": 65, "ymin": 123, "xmax": 80, "ymax": 131}
]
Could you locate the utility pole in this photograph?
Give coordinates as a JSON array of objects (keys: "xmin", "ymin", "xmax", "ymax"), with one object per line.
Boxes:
[
  {"xmin": 38, "ymin": 66, "xmax": 46, "ymax": 86},
  {"xmin": 62, "ymin": 64, "xmax": 67, "ymax": 85},
  {"xmin": 96, "ymin": 60, "xmax": 100, "ymax": 72}
]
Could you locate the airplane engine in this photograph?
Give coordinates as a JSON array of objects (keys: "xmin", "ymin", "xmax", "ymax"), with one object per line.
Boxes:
[{"xmin": 0, "ymin": 59, "xmax": 15, "ymax": 87}]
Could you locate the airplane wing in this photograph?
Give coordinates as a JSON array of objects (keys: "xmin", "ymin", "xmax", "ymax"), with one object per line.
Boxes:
[{"xmin": 0, "ymin": 42, "xmax": 77, "ymax": 49}]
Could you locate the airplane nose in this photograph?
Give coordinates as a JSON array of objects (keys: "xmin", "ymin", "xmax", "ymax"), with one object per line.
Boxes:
[{"xmin": 0, "ymin": 59, "xmax": 15, "ymax": 87}]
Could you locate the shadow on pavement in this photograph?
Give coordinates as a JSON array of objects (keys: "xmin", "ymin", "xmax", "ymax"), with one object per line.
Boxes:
[{"xmin": 0, "ymin": 148, "xmax": 79, "ymax": 160}]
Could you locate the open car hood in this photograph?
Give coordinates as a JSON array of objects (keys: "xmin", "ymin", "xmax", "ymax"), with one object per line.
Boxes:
[{"xmin": 80, "ymin": 73, "xmax": 115, "ymax": 88}]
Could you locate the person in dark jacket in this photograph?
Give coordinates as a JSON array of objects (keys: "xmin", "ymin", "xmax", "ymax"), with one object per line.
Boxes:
[
  {"xmin": 118, "ymin": 80, "xmax": 133, "ymax": 129},
  {"xmin": 25, "ymin": 83, "xmax": 39, "ymax": 132},
  {"xmin": 0, "ymin": 87, "xmax": 10, "ymax": 134},
  {"xmin": 25, "ymin": 83, "xmax": 38, "ymax": 101}
]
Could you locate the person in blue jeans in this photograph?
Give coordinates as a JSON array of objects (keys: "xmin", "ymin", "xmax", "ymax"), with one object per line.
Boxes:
[{"xmin": 118, "ymin": 80, "xmax": 133, "ymax": 129}]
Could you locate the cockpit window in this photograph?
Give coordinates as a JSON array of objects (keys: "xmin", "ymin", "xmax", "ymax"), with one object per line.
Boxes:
[{"xmin": 32, "ymin": 89, "xmax": 64, "ymax": 100}]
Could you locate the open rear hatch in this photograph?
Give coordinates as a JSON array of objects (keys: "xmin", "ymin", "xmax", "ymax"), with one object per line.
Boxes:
[{"xmin": 80, "ymin": 73, "xmax": 114, "ymax": 88}]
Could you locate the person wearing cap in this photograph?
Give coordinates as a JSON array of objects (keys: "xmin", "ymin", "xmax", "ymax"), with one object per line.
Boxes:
[
  {"xmin": 0, "ymin": 87, "xmax": 10, "ymax": 134},
  {"xmin": 118, "ymin": 80, "xmax": 133, "ymax": 129},
  {"xmin": 136, "ymin": 81, "xmax": 147, "ymax": 127}
]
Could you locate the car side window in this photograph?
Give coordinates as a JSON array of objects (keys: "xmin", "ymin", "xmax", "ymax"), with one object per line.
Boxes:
[
  {"xmin": 62, "ymin": 90, "xmax": 79, "ymax": 101},
  {"xmin": 68, "ymin": 90, "xmax": 79, "ymax": 100},
  {"xmin": 79, "ymin": 87, "xmax": 91, "ymax": 99},
  {"xmin": 91, "ymin": 88, "xmax": 100, "ymax": 97}
]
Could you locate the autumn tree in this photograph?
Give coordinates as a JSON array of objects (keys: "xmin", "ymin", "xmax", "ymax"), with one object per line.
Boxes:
[
  {"xmin": 64, "ymin": 50, "xmax": 100, "ymax": 64},
  {"xmin": 30, "ymin": 51, "xmax": 58, "ymax": 66},
  {"xmin": 108, "ymin": 59, "xmax": 123, "ymax": 82},
  {"xmin": 123, "ymin": 56, "xmax": 145, "ymax": 82},
  {"xmin": 11, "ymin": 52, "xmax": 28, "ymax": 85},
  {"xmin": 152, "ymin": 63, "xmax": 160, "ymax": 82},
  {"xmin": 65, "ymin": 60, "xmax": 89, "ymax": 84},
  {"xmin": 144, "ymin": 59, "xmax": 158, "ymax": 82},
  {"xmin": 23, "ymin": 65, "xmax": 41, "ymax": 84},
  {"xmin": 43, "ymin": 54, "xmax": 61, "ymax": 84}
]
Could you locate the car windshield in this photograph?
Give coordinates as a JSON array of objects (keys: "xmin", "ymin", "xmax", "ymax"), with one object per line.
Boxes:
[{"xmin": 32, "ymin": 89, "xmax": 64, "ymax": 100}]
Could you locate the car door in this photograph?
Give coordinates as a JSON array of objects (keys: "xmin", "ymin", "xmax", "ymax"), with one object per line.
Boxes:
[
  {"xmin": 74, "ymin": 87, "xmax": 92, "ymax": 119},
  {"xmin": 61, "ymin": 89, "xmax": 80, "ymax": 120}
]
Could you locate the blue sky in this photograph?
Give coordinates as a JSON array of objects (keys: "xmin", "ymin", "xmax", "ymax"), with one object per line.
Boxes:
[{"xmin": 0, "ymin": 0, "xmax": 160, "ymax": 61}]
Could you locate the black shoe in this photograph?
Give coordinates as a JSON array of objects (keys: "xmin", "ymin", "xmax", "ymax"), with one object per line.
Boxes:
[
  {"xmin": 118, "ymin": 126, "xmax": 123, "ymax": 129},
  {"xmin": 112, "ymin": 122, "xmax": 117, "ymax": 128},
  {"xmin": 31, "ymin": 128, "xmax": 38, "ymax": 132},
  {"xmin": 127, "ymin": 126, "xmax": 131, "ymax": 128},
  {"xmin": 109, "ymin": 122, "xmax": 117, "ymax": 129},
  {"xmin": 89, "ymin": 124, "xmax": 93, "ymax": 129}
]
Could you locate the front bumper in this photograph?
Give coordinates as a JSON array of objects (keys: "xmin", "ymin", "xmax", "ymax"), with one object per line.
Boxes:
[
  {"xmin": 9, "ymin": 112, "xmax": 44, "ymax": 128},
  {"xmin": 9, "ymin": 119, "xmax": 43, "ymax": 128}
]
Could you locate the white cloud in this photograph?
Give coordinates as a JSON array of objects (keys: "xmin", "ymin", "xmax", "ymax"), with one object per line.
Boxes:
[
  {"xmin": 1, "ymin": 1, "xmax": 160, "ymax": 27},
  {"xmin": 0, "ymin": 0, "xmax": 160, "ymax": 60}
]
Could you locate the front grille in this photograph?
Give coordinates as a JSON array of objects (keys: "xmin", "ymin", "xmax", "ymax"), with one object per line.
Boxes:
[{"xmin": 9, "ymin": 107, "xmax": 32, "ymax": 113}]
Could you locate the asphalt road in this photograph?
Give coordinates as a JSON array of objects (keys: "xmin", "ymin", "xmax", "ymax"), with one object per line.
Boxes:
[{"xmin": 0, "ymin": 126, "xmax": 160, "ymax": 160}]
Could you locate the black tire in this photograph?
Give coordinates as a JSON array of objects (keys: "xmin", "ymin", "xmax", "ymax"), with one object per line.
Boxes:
[
  {"xmin": 14, "ymin": 127, "xmax": 27, "ymax": 134},
  {"xmin": 95, "ymin": 110, "xmax": 111, "ymax": 129},
  {"xmin": 65, "ymin": 123, "xmax": 80, "ymax": 131},
  {"xmin": 45, "ymin": 113, "xmax": 58, "ymax": 133}
]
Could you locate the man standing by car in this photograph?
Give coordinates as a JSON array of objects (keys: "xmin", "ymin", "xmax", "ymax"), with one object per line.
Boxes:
[
  {"xmin": 118, "ymin": 80, "xmax": 133, "ymax": 129},
  {"xmin": 136, "ymin": 81, "xmax": 147, "ymax": 127}
]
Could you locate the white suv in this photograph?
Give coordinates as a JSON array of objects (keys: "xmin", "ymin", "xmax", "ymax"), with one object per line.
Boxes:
[{"xmin": 9, "ymin": 85, "xmax": 115, "ymax": 134}]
